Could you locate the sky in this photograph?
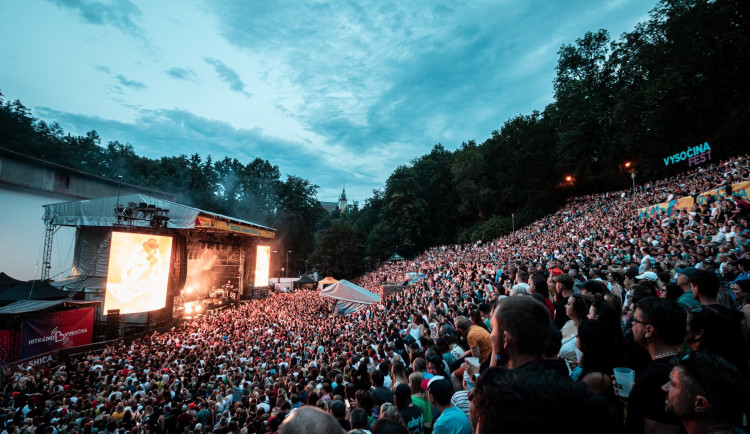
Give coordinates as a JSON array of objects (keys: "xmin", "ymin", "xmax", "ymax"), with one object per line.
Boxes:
[{"xmin": 0, "ymin": 0, "xmax": 657, "ymax": 204}]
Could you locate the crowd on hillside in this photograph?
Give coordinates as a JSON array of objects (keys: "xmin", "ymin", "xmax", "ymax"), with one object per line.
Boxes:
[{"xmin": 2, "ymin": 155, "xmax": 750, "ymax": 434}]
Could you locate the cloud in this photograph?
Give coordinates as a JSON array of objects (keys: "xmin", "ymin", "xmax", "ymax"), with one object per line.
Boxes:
[
  {"xmin": 31, "ymin": 106, "xmax": 383, "ymax": 201},
  {"xmin": 114, "ymin": 74, "xmax": 146, "ymax": 90},
  {"xmin": 204, "ymin": 58, "xmax": 251, "ymax": 97},
  {"xmin": 165, "ymin": 67, "xmax": 198, "ymax": 82},
  {"xmin": 49, "ymin": 0, "xmax": 145, "ymax": 38}
]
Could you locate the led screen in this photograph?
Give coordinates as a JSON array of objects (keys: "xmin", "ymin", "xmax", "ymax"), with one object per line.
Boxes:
[
  {"xmin": 104, "ymin": 232, "xmax": 173, "ymax": 314},
  {"xmin": 254, "ymin": 246, "xmax": 270, "ymax": 287}
]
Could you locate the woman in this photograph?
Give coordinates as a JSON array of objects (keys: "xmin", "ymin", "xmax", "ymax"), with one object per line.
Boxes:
[
  {"xmin": 390, "ymin": 361, "xmax": 409, "ymax": 391},
  {"xmin": 409, "ymin": 372, "xmax": 432, "ymax": 431},
  {"xmin": 558, "ymin": 294, "xmax": 591, "ymax": 368},
  {"xmin": 732, "ymin": 280, "xmax": 750, "ymax": 326}
]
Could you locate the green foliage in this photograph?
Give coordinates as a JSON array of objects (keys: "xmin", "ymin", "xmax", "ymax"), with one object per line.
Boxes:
[{"xmin": 310, "ymin": 219, "xmax": 365, "ymax": 279}]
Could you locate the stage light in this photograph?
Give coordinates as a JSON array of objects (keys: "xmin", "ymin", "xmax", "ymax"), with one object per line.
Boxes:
[
  {"xmin": 185, "ymin": 287, "xmax": 194, "ymax": 294},
  {"xmin": 196, "ymin": 304, "xmax": 203, "ymax": 312},
  {"xmin": 185, "ymin": 305, "xmax": 193, "ymax": 314}
]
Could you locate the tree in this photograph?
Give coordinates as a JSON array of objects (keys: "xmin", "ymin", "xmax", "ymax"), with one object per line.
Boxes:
[{"xmin": 310, "ymin": 220, "xmax": 365, "ymax": 279}]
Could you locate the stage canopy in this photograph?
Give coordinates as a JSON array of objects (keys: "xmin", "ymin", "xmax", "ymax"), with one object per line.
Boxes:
[
  {"xmin": 319, "ymin": 276, "xmax": 338, "ymax": 285},
  {"xmin": 319, "ymin": 280, "xmax": 380, "ymax": 315},
  {"xmin": 0, "ymin": 272, "xmax": 23, "ymax": 288},
  {"xmin": 0, "ymin": 300, "xmax": 98, "ymax": 315},
  {"xmin": 43, "ymin": 193, "xmax": 276, "ymax": 238}
]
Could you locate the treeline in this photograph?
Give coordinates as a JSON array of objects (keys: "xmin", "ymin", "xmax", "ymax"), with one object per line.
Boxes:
[{"xmin": 2, "ymin": 0, "xmax": 749, "ymax": 279}]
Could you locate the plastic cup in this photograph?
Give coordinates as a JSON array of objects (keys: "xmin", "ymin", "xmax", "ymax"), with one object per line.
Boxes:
[{"xmin": 613, "ymin": 367, "xmax": 635, "ymax": 397}]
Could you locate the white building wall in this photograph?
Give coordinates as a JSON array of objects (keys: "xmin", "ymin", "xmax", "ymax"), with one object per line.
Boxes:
[{"xmin": 0, "ymin": 185, "xmax": 76, "ymax": 280}]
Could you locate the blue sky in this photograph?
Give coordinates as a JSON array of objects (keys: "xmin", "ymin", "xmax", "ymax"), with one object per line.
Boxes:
[{"xmin": 0, "ymin": 0, "xmax": 656, "ymax": 204}]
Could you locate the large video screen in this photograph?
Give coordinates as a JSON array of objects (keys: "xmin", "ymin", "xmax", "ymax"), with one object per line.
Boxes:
[
  {"xmin": 104, "ymin": 232, "xmax": 173, "ymax": 314},
  {"xmin": 254, "ymin": 246, "xmax": 270, "ymax": 287}
]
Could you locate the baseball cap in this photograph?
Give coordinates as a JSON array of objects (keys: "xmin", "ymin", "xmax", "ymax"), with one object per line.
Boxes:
[
  {"xmin": 635, "ymin": 271, "xmax": 658, "ymax": 282},
  {"xmin": 427, "ymin": 378, "xmax": 454, "ymax": 405}
]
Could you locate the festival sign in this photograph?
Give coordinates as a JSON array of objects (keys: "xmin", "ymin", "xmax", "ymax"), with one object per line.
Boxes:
[
  {"xmin": 19, "ymin": 307, "xmax": 94, "ymax": 359},
  {"xmin": 195, "ymin": 215, "xmax": 276, "ymax": 238},
  {"xmin": 663, "ymin": 142, "xmax": 712, "ymax": 167}
]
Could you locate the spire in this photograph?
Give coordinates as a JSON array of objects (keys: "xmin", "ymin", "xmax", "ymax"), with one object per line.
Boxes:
[{"xmin": 338, "ymin": 184, "xmax": 348, "ymax": 212}]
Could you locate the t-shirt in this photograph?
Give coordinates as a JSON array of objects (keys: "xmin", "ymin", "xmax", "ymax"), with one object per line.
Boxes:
[
  {"xmin": 411, "ymin": 394, "xmax": 432, "ymax": 425},
  {"xmin": 677, "ymin": 291, "xmax": 700, "ymax": 311},
  {"xmin": 400, "ymin": 405, "xmax": 425, "ymax": 434},
  {"xmin": 432, "ymin": 405, "xmax": 472, "ymax": 434},
  {"xmin": 625, "ymin": 357, "xmax": 683, "ymax": 434},
  {"xmin": 466, "ymin": 326, "xmax": 493, "ymax": 363}
]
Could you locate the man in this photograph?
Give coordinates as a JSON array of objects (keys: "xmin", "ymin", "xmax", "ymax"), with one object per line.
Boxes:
[
  {"xmin": 453, "ymin": 317, "xmax": 492, "ymax": 363},
  {"xmin": 279, "ymin": 406, "xmax": 345, "ymax": 434},
  {"xmin": 625, "ymin": 297, "xmax": 686, "ymax": 434},
  {"xmin": 662, "ymin": 352, "xmax": 746, "ymax": 434},
  {"xmin": 394, "ymin": 383, "xmax": 424, "ymax": 434},
  {"xmin": 674, "ymin": 267, "xmax": 700, "ymax": 311},
  {"xmin": 471, "ymin": 367, "xmax": 618, "ymax": 434},
  {"xmin": 553, "ymin": 274, "xmax": 574, "ymax": 330},
  {"xmin": 427, "ymin": 378, "xmax": 471, "ymax": 434},
  {"xmin": 451, "ymin": 316, "xmax": 492, "ymax": 390},
  {"xmin": 371, "ymin": 371, "xmax": 394, "ymax": 406},
  {"xmin": 690, "ymin": 269, "xmax": 720, "ymax": 305},
  {"xmin": 329, "ymin": 400, "xmax": 350, "ymax": 431},
  {"xmin": 488, "ymin": 296, "xmax": 557, "ymax": 372}
]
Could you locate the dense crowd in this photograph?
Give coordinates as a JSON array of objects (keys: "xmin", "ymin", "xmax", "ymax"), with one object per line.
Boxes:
[{"xmin": 2, "ymin": 155, "xmax": 750, "ymax": 434}]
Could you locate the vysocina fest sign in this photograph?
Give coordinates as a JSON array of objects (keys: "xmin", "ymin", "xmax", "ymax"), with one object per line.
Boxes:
[{"xmin": 663, "ymin": 142, "xmax": 712, "ymax": 167}]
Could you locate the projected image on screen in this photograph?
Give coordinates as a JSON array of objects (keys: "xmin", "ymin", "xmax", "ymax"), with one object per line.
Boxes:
[
  {"xmin": 254, "ymin": 246, "xmax": 270, "ymax": 287},
  {"xmin": 104, "ymin": 232, "xmax": 173, "ymax": 314}
]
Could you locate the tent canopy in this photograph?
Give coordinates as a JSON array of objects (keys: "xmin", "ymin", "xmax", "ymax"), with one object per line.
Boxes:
[
  {"xmin": 318, "ymin": 276, "xmax": 338, "ymax": 285},
  {"xmin": 0, "ymin": 281, "xmax": 68, "ymax": 302},
  {"xmin": 388, "ymin": 253, "xmax": 405, "ymax": 262},
  {"xmin": 0, "ymin": 272, "xmax": 23, "ymax": 288},
  {"xmin": 0, "ymin": 300, "xmax": 98, "ymax": 315},
  {"xmin": 319, "ymin": 280, "xmax": 379, "ymax": 315},
  {"xmin": 295, "ymin": 275, "xmax": 317, "ymax": 283}
]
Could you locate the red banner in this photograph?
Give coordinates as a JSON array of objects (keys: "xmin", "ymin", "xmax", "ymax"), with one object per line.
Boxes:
[{"xmin": 20, "ymin": 308, "xmax": 94, "ymax": 359}]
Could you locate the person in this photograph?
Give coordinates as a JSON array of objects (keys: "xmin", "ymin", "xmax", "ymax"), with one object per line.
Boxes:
[
  {"xmin": 278, "ymin": 406, "xmax": 345, "ymax": 434},
  {"xmin": 624, "ymin": 297, "xmax": 686, "ymax": 434},
  {"xmin": 558, "ymin": 294, "xmax": 591, "ymax": 368},
  {"xmin": 426, "ymin": 378, "xmax": 470, "ymax": 434},
  {"xmin": 690, "ymin": 269, "xmax": 721, "ymax": 306},
  {"xmin": 408, "ymin": 372, "xmax": 432, "ymax": 431},
  {"xmin": 349, "ymin": 407, "xmax": 373, "ymax": 434},
  {"xmin": 331, "ymin": 400, "xmax": 351, "ymax": 431},
  {"xmin": 684, "ymin": 304, "xmax": 748, "ymax": 376},
  {"xmin": 394, "ymin": 383, "xmax": 424, "ymax": 434},
  {"xmin": 675, "ymin": 267, "xmax": 701, "ymax": 311},
  {"xmin": 371, "ymin": 418, "xmax": 409, "ymax": 434},
  {"xmin": 451, "ymin": 316, "xmax": 492, "ymax": 390},
  {"xmin": 471, "ymin": 367, "xmax": 619, "ymax": 434},
  {"xmin": 731, "ymin": 280, "xmax": 750, "ymax": 326},
  {"xmin": 371, "ymin": 371, "xmax": 395, "ymax": 407},
  {"xmin": 553, "ymin": 274, "xmax": 574, "ymax": 330},
  {"xmin": 662, "ymin": 352, "xmax": 747, "ymax": 434}
]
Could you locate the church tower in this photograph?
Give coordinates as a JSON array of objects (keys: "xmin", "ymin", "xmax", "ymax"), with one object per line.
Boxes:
[{"xmin": 338, "ymin": 186, "xmax": 347, "ymax": 213}]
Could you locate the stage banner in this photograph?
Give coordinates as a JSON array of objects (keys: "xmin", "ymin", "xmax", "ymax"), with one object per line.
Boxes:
[
  {"xmin": 19, "ymin": 307, "xmax": 94, "ymax": 359},
  {"xmin": 195, "ymin": 215, "xmax": 276, "ymax": 238}
]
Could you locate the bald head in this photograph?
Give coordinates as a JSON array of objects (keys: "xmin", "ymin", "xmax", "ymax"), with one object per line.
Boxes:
[{"xmin": 279, "ymin": 406, "xmax": 345, "ymax": 434}]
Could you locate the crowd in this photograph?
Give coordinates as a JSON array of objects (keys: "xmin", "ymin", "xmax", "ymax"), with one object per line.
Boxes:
[{"xmin": 2, "ymin": 155, "xmax": 750, "ymax": 434}]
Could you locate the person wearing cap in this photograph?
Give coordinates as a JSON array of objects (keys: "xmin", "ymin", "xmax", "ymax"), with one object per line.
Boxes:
[
  {"xmin": 427, "ymin": 378, "xmax": 470, "ymax": 434},
  {"xmin": 675, "ymin": 267, "xmax": 701, "ymax": 311}
]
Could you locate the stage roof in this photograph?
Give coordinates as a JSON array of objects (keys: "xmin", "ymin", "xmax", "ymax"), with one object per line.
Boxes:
[{"xmin": 42, "ymin": 193, "xmax": 276, "ymax": 239}]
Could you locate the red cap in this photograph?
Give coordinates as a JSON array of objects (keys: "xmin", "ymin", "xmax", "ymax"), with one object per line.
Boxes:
[{"xmin": 551, "ymin": 268, "xmax": 563, "ymax": 277}]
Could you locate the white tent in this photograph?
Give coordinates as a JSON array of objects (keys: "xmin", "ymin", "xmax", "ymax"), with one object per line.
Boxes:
[{"xmin": 319, "ymin": 280, "xmax": 380, "ymax": 315}]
